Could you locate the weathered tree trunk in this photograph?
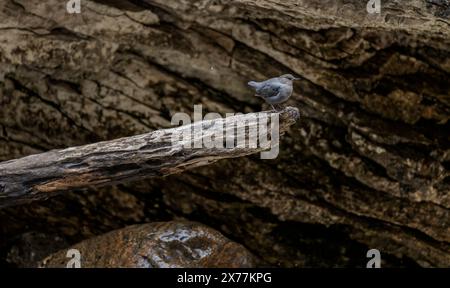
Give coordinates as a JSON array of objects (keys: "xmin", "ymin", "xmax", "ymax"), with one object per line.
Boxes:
[
  {"xmin": 0, "ymin": 107, "xmax": 298, "ymax": 207},
  {"xmin": 0, "ymin": 0, "xmax": 449, "ymax": 267}
]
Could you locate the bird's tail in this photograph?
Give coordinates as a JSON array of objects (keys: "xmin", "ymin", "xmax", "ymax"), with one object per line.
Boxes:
[{"xmin": 247, "ymin": 81, "xmax": 259, "ymax": 89}]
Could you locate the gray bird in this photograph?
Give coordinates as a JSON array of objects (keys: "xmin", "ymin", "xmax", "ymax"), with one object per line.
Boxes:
[{"xmin": 248, "ymin": 74, "xmax": 299, "ymax": 111}]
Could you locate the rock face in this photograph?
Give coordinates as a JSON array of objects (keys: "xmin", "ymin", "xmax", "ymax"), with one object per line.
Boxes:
[
  {"xmin": 40, "ymin": 221, "xmax": 256, "ymax": 268},
  {"xmin": 0, "ymin": 0, "xmax": 449, "ymax": 267},
  {"xmin": 5, "ymin": 232, "xmax": 69, "ymax": 268}
]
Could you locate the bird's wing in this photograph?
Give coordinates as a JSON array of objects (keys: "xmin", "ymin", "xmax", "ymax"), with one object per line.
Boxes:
[{"xmin": 256, "ymin": 82, "xmax": 281, "ymax": 98}]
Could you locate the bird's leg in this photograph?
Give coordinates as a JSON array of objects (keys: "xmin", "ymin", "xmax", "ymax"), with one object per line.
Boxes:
[{"xmin": 270, "ymin": 104, "xmax": 282, "ymax": 112}]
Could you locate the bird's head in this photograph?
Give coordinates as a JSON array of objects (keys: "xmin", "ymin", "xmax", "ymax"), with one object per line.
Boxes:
[{"xmin": 280, "ymin": 74, "xmax": 300, "ymax": 81}]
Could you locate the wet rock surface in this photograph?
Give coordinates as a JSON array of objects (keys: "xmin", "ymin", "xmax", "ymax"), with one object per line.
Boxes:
[{"xmin": 40, "ymin": 221, "xmax": 256, "ymax": 268}]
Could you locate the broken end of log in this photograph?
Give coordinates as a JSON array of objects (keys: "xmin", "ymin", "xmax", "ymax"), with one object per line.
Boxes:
[{"xmin": 279, "ymin": 106, "xmax": 300, "ymax": 127}]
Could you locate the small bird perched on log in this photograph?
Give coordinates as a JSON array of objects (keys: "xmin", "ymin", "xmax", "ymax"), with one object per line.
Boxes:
[{"xmin": 248, "ymin": 74, "xmax": 300, "ymax": 111}]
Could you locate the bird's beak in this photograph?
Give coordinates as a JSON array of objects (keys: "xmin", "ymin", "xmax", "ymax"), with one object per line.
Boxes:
[{"xmin": 294, "ymin": 77, "xmax": 300, "ymax": 80}]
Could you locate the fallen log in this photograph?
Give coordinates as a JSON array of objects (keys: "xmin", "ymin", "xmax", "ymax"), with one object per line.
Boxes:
[{"xmin": 0, "ymin": 107, "xmax": 299, "ymax": 208}]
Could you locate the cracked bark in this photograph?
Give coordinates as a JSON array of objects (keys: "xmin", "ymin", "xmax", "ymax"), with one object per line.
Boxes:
[
  {"xmin": 0, "ymin": 0, "xmax": 449, "ymax": 267},
  {"xmin": 0, "ymin": 107, "xmax": 298, "ymax": 208}
]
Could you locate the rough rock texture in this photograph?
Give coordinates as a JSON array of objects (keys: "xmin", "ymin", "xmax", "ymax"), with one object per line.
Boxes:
[
  {"xmin": 5, "ymin": 231, "xmax": 69, "ymax": 268},
  {"xmin": 0, "ymin": 0, "xmax": 449, "ymax": 267},
  {"xmin": 40, "ymin": 221, "xmax": 256, "ymax": 268}
]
